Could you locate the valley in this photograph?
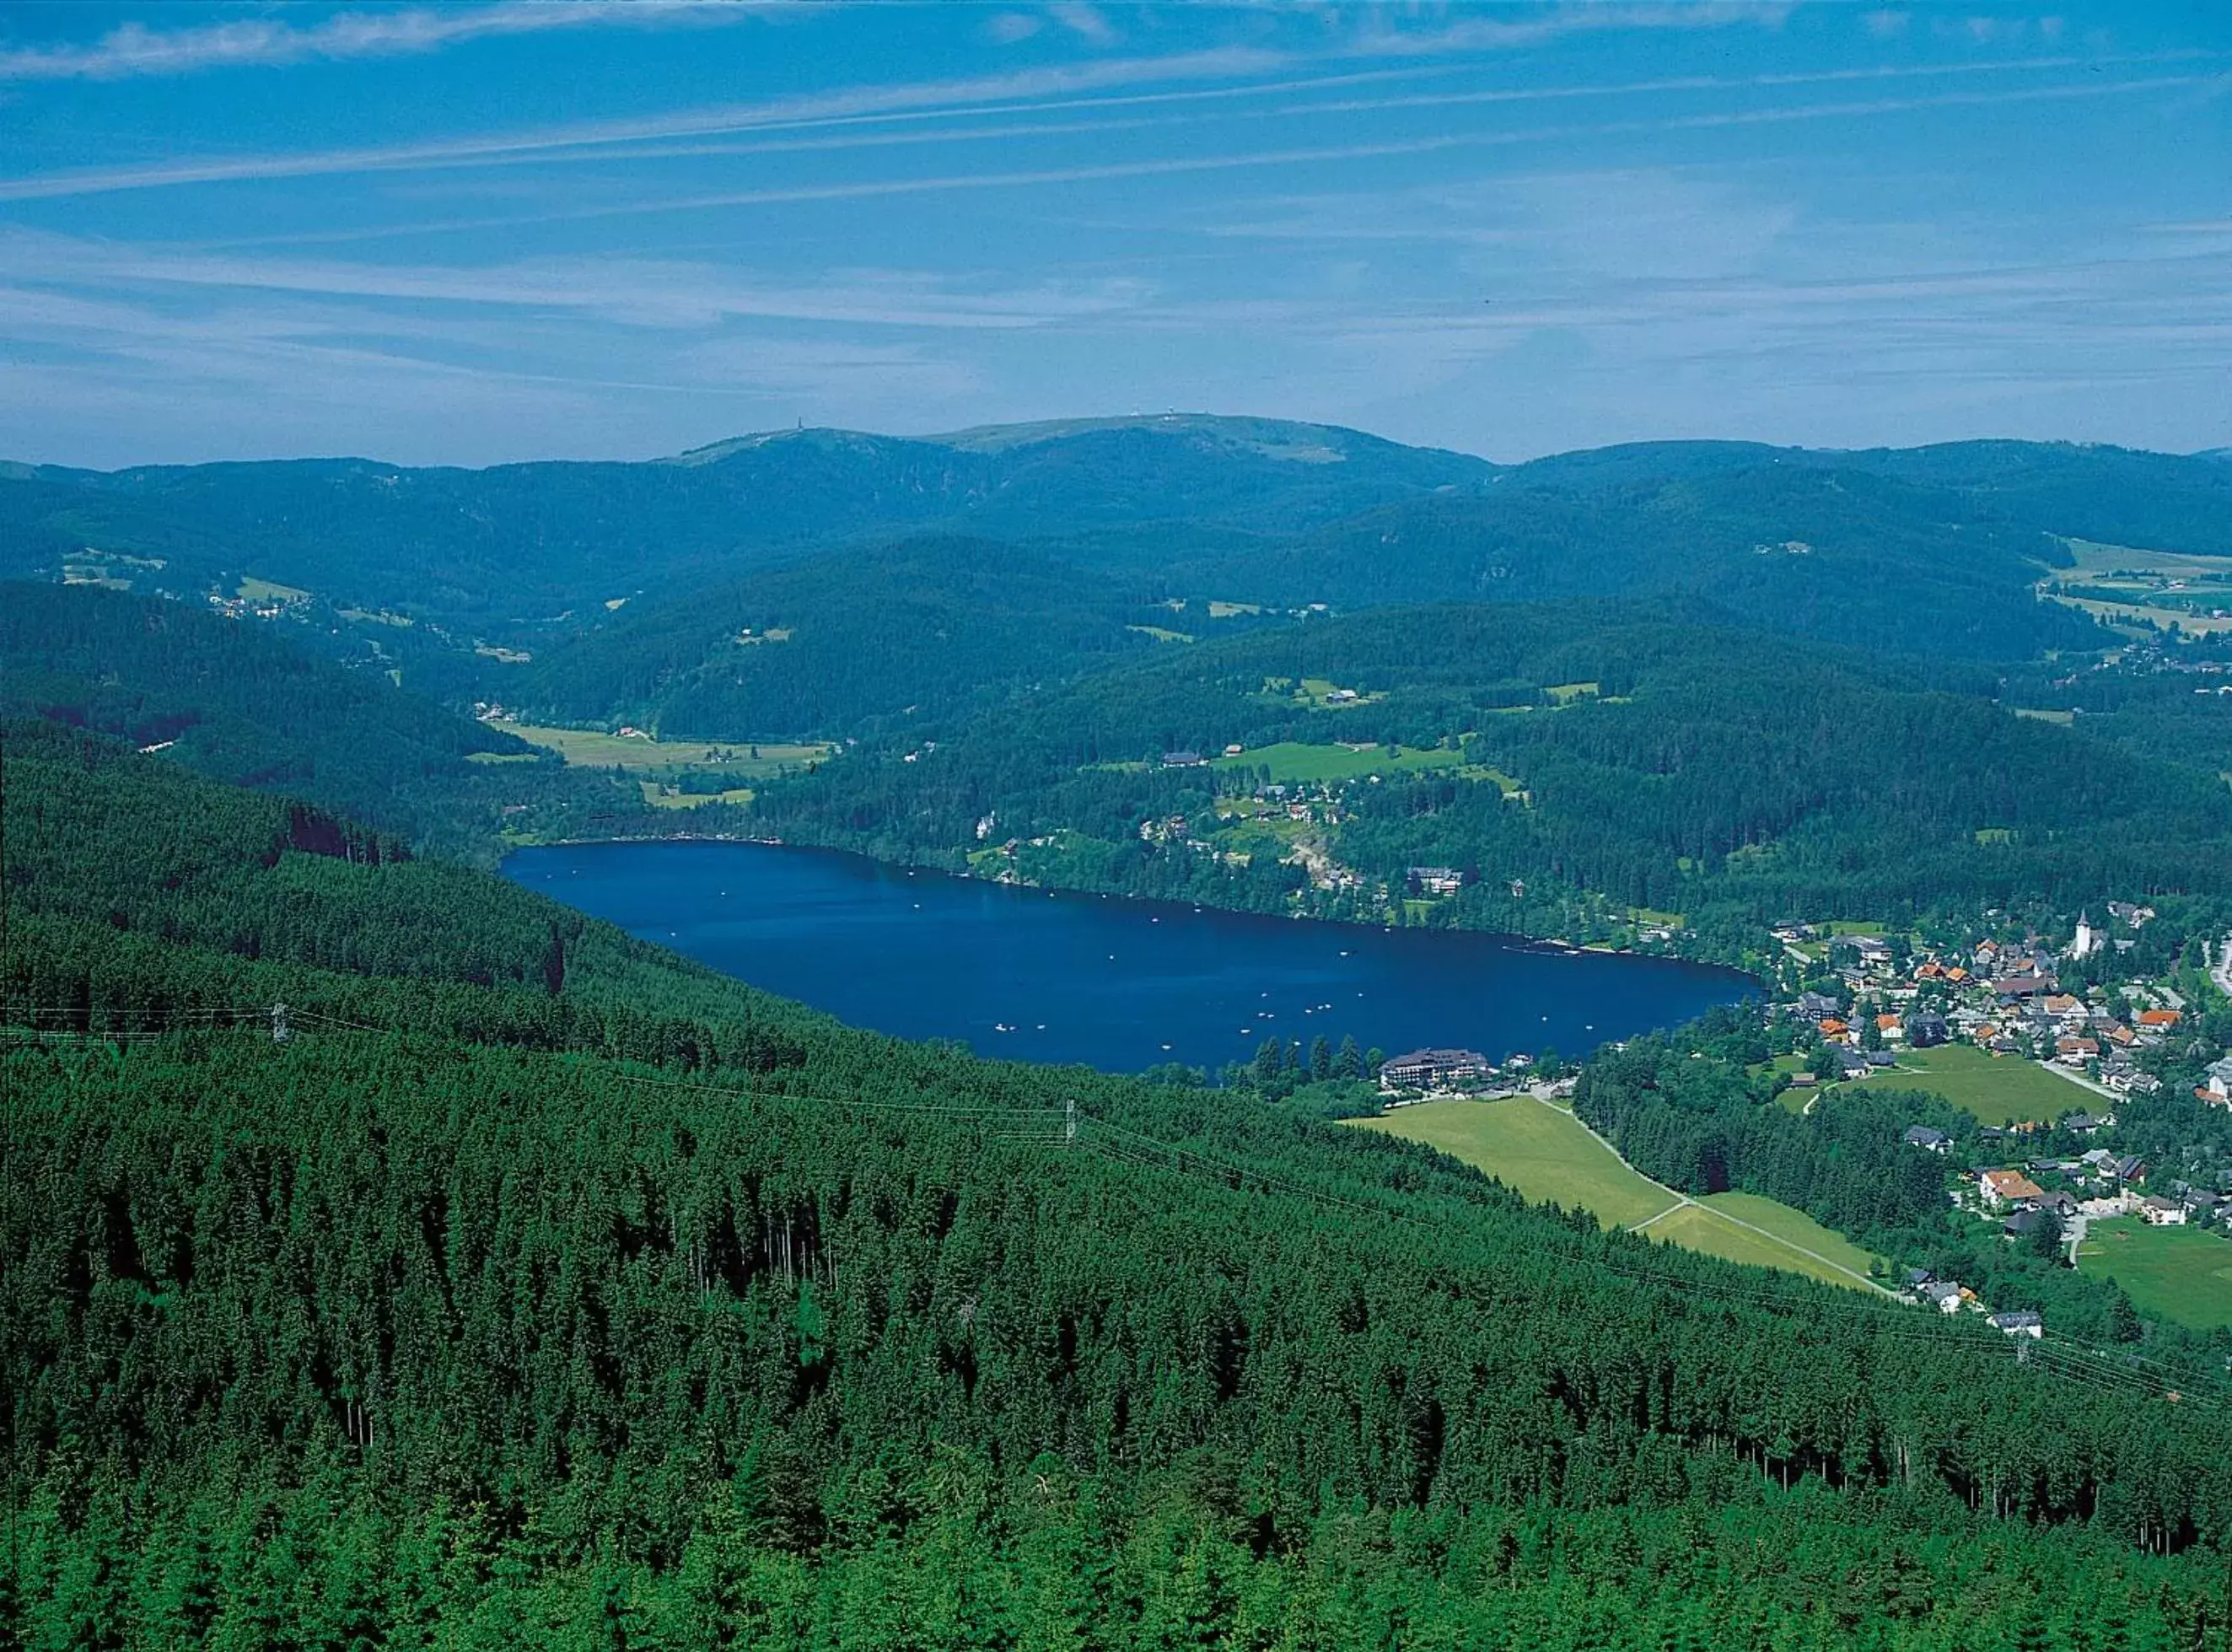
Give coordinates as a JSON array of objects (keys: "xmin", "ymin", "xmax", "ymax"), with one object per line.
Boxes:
[
  {"xmin": 15, "ymin": 12, "xmax": 2232, "ymax": 1641},
  {"xmin": 9, "ymin": 417, "xmax": 2232, "ymax": 1649}
]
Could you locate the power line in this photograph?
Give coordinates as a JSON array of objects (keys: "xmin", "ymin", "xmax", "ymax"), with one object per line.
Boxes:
[{"xmin": 9, "ymin": 999, "xmax": 2218, "ymax": 1411}]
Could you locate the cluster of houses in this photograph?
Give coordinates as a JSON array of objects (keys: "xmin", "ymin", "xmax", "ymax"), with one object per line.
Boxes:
[
  {"xmin": 1779, "ymin": 918, "xmax": 2186, "ymax": 1098},
  {"xmin": 1900, "ymin": 1269, "xmax": 2046, "ymax": 1339},
  {"xmin": 207, "ymin": 588, "xmax": 303, "ymax": 622},
  {"xmin": 1890, "ymin": 1123, "xmax": 2223, "ymax": 1339},
  {"xmin": 1965, "ymin": 1153, "xmax": 2221, "ymax": 1228}
]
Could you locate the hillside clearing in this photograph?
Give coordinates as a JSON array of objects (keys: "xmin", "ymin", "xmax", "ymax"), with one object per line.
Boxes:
[
  {"xmin": 238, "ymin": 576, "xmax": 310, "ymax": 603},
  {"xmin": 1353, "ymin": 1098, "xmax": 1885, "ymax": 1291},
  {"xmin": 1212, "ymin": 740, "xmax": 1462, "ymax": 783},
  {"xmin": 640, "ymin": 783, "xmax": 755, "ymax": 810},
  {"xmin": 1352, "ymin": 1097, "xmax": 1673, "ymax": 1228},
  {"xmin": 485, "ymin": 721, "xmax": 831, "ymax": 773}
]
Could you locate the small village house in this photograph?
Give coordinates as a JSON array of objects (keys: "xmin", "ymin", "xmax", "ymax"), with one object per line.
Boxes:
[{"xmin": 1981, "ymin": 1169, "xmax": 2046, "ymax": 1211}]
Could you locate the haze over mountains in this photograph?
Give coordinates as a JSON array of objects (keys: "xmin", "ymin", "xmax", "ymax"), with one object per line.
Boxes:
[
  {"xmin": 10, "ymin": 417, "xmax": 2230, "ymax": 652},
  {"xmin": 11, "ymin": 412, "xmax": 2232, "ymax": 937}
]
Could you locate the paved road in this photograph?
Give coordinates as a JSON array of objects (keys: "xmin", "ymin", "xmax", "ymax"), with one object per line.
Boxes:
[
  {"xmin": 2213, "ymin": 937, "xmax": 2232, "ymax": 1001},
  {"xmin": 2036, "ymin": 1059, "xmax": 2119, "ymax": 1101}
]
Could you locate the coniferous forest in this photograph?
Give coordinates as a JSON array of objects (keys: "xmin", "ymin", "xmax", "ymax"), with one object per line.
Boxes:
[
  {"xmin": 16, "ymin": 0, "xmax": 2232, "ymax": 1633},
  {"xmin": 8, "ymin": 424, "xmax": 2232, "ymax": 1648},
  {"xmin": 6, "ymin": 717, "xmax": 2232, "ymax": 1649}
]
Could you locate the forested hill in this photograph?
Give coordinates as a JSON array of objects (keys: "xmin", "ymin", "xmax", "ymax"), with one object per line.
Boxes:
[
  {"xmin": 0, "ymin": 416, "xmax": 1492, "ymax": 630},
  {"xmin": 0, "ymin": 581, "xmax": 661, "ymax": 858},
  {"xmin": 514, "ymin": 536, "xmax": 1212, "ymax": 735},
  {"xmin": 1177, "ymin": 463, "xmax": 2110, "ymax": 659},
  {"xmin": 1509, "ymin": 439, "xmax": 2232, "ymax": 557},
  {"xmin": 12, "ymin": 421, "xmax": 2231, "ymax": 686},
  {"xmin": 8, "ymin": 729, "xmax": 2232, "ymax": 1645},
  {"xmin": 745, "ymin": 600, "xmax": 2232, "ymax": 940}
]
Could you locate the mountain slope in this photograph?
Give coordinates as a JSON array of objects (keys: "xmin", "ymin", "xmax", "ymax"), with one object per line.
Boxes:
[
  {"xmin": 13, "ymin": 423, "xmax": 2226, "ymax": 683},
  {"xmin": 513, "ymin": 536, "xmax": 1175, "ymax": 738},
  {"xmin": 0, "ymin": 416, "xmax": 1493, "ymax": 637},
  {"xmin": 5, "ymin": 728, "xmax": 2229, "ymax": 1644},
  {"xmin": 1184, "ymin": 462, "xmax": 2107, "ymax": 659},
  {"xmin": 745, "ymin": 600, "xmax": 2232, "ymax": 933},
  {"xmin": 0, "ymin": 581, "xmax": 655, "ymax": 858}
]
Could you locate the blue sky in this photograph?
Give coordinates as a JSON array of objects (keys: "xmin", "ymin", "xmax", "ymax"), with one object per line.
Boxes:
[{"xmin": 3, "ymin": 2, "xmax": 2227, "ymax": 466}]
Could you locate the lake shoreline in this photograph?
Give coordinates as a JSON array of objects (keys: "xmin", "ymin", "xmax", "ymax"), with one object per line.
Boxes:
[
  {"xmin": 503, "ymin": 838, "xmax": 1757, "ymax": 1075},
  {"xmin": 508, "ymin": 830, "xmax": 1735, "ymax": 972}
]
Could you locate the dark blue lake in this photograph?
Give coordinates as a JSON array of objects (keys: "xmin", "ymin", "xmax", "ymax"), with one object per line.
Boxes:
[{"xmin": 505, "ymin": 841, "xmax": 1755, "ymax": 1073}]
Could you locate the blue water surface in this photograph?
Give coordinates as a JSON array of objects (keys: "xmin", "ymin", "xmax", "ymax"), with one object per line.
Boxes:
[{"xmin": 505, "ymin": 841, "xmax": 1755, "ymax": 1074}]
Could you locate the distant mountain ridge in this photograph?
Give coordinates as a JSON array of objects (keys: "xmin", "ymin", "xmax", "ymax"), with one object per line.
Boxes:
[{"xmin": 6, "ymin": 417, "xmax": 2228, "ymax": 702}]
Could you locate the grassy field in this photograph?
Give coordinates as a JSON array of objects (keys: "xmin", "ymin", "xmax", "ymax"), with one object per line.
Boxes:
[
  {"xmin": 1352, "ymin": 1099, "xmax": 1885, "ymax": 1291},
  {"xmin": 238, "ymin": 576, "xmax": 310, "ymax": 602},
  {"xmin": 2063, "ymin": 538, "xmax": 2229, "ymax": 578},
  {"xmin": 1297, "ymin": 676, "xmax": 1381, "ymax": 709},
  {"xmin": 1353, "ymin": 1098, "xmax": 1673, "ymax": 1227},
  {"xmin": 641, "ymin": 783, "xmax": 755, "ymax": 810},
  {"xmin": 2056, "ymin": 595, "xmax": 2232, "ymax": 637},
  {"xmin": 1126, "ymin": 624, "xmax": 1193, "ymax": 643},
  {"xmin": 1694, "ymin": 1193, "xmax": 1880, "ymax": 1280},
  {"xmin": 2077, "ymin": 1217, "xmax": 2232, "ymax": 1329},
  {"xmin": 1831, "ymin": 1041, "xmax": 2086, "ymax": 1126},
  {"xmin": 1459, "ymin": 764, "xmax": 1525, "ymax": 795},
  {"xmin": 1757, "ymin": 1052, "xmax": 1820, "ymax": 1112},
  {"xmin": 1212, "ymin": 740, "xmax": 1461, "ymax": 783},
  {"xmin": 481, "ymin": 721, "xmax": 831, "ymax": 773}
]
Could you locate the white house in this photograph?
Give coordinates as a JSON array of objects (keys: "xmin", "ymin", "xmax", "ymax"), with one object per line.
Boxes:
[{"xmin": 1921, "ymin": 1283, "xmax": 1965, "ymax": 1315}]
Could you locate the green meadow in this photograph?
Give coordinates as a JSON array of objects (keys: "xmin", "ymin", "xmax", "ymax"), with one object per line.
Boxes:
[
  {"xmin": 2078, "ymin": 1218, "xmax": 2232, "ymax": 1330},
  {"xmin": 1212, "ymin": 740, "xmax": 1462, "ymax": 783},
  {"xmin": 1829, "ymin": 1041, "xmax": 2088, "ymax": 1127},
  {"xmin": 478, "ymin": 720, "xmax": 830, "ymax": 774},
  {"xmin": 1353, "ymin": 1099, "xmax": 1885, "ymax": 1292}
]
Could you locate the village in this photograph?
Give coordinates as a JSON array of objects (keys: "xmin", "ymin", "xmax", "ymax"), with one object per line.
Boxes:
[
  {"xmin": 1766, "ymin": 903, "xmax": 2232, "ymax": 1334},
  {"xmin": 1347, "ymin": 898, "xmax": 2232, "ymax": 1344}
]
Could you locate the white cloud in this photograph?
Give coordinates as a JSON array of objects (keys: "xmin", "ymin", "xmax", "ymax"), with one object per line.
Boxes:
[
  {"xmin": 1050, "ymin": 4, "xmax": 1118, "ymax": 47},
  {"xmin": 248, "ymin": 68, "xmax": 2212, "ymax": 243},
  {"xmin": 0, "ymin": 231, "xmax": 1151, "ymax": 333},
  {"xmin": 0, "ymin": 4, "xmax": 1826, "ymax": 201},
  {"xmin": 0, "ymin": 1, "xmax": 775, "ymax": 83},
  {"xmin": 681, "ymin": 336, "xmax": 982, "ymax": 401},
  {"xmin": 0, "ymin": 44, "xmax": 1299, "ymax": 201}
]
